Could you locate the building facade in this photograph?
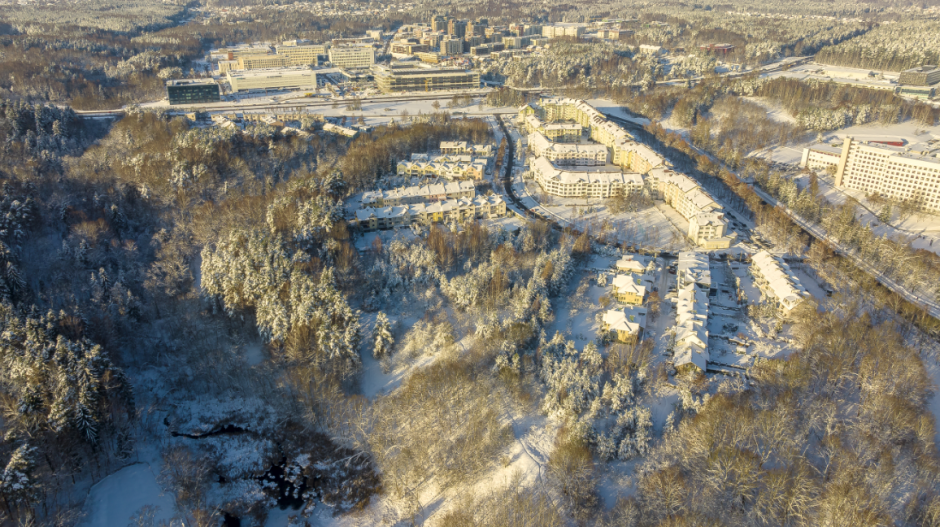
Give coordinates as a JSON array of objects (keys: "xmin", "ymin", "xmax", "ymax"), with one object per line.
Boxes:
[
  {"xmin": 530, "ymin": 156, "xmax": 643, "ymax": 199},
  {"xmin": 166, "ymin": 80, "xmax": 221, "ymax": 105},
  {"xmin": 528, "ymin": 131, "xmax": 608, "ymax": 166},
  {"xmin": 750, "ymin": 251, "xmax": 811, "ymax": 314},
  {"xmin": 226, "ymin": 68, "xmax": 317, "ymax": 92},
  {"xmin": 832, "ymin": 136, "xmax": 940, "ymax": 209},
  {"xmin": 328, "ymin": 45, "xmax": 375, "ymax": 69},
  {"xmin": 372, "ymin": 62, "xmax": 480, "ymax": 93},
  {"xmin": 355, "ymin": 195, "xmax": 507, "ymax": 231},
  {"xmin": 899, "ymin": 66, "xmax": 940, "ymax": 87}
]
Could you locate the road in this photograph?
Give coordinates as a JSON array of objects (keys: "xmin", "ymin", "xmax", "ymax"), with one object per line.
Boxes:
[{"xmin": 74, "ymin": 88, "xmax": 497, "ymax": 118}]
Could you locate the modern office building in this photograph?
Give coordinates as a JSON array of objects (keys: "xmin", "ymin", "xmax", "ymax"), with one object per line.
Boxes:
[
  {"xmin": 236, "ymin": 55, "xmax": 291, "ymax": 70},
  {"xmin": 898, "ymin": 85, "xmax": 936, "ymax": 100},
  {"xmin": 372, "ymin": 62, "xmax": 480, "ymax": 93},
  {"xmin": 328, "ymin": 45, "xmax": 375, "ymax": 69},
  {"xmin": 226, "ymin": 67, "xmax": 316, "ymax": 92},
  {"xmin": 899, "ymin": 66, "xmax": 940, "ymax": 87},
  {"xmin": 274, "ymin": 44, "xmax": 325, "ymax": 66},
  {"xmin": 390, "ymin": 41, "xmax": 430, "ymax": 55},
  {"xmin": 166, "ymin": 79, "xmax": 220, "ymax": 105}
]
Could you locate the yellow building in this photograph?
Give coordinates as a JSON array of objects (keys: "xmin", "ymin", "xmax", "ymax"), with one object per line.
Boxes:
[{"xmin": 612, "ymin": 274, "xmax": 646, "ymax": 305}]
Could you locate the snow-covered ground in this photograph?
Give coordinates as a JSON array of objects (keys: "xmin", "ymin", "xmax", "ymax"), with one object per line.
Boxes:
[
  {"xmin": 515, "ymin": 178, "xmax": 691, "ymax": 252},
  {"xmin": 81, "ymin": 463, "xmax": 176, "ymax": 527}
]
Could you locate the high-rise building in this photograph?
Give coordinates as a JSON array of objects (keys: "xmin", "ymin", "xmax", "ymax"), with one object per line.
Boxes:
[
  {"xmin": 448, "ymin": 19, "xmax": 467, "ymax": 39},
  {"xmin": 441, "ymin": 37, "xmax": 463, "ymax": 56},
  {"xmin": 431, "ymin": 16, "xmax": 449, "ymax": 32}
]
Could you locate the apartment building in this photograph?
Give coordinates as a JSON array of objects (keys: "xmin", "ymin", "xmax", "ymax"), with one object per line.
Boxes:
[
  {"xmin": 361, "ymin": 181, "xmax": 475, "ymax": 208},
  {"xmin": 522, "ymin": 114, "xmax": 583, "ymax": 142},
  {"xmin": 833, "ymin": 137, "xmax": 940, "ymax": 209},
  {"xmin": 602, "ymin": 305, "xmax": 647, "ymax": 343},
  {"xmin": 673, "ymin": 283, "xmax": 709, "ymax": 372},
  {"xmin": 372, "ymin": 62, "xmax": 480, "ymax": 93},
  {"xmin": 440, "ymin": 141, "xmax": 493, "ymax": 156},
  {"xmin": 676, "ymin": 251, "xmax": 711, "ymax": 292},
  {"xmin": 528, "ymin": 132, "xmax": 608, "ymax": 166},
  {"xmin": 441, "ymin": 37, "xmax": 463, "ymax": 56},
  {"xmin": 520, "ymin": 98, "xmax": 664, "ymax": 172},
  {"xmin": 541, "ymin": 23, "xmax": 586, "ymax": 38},
  {"xmin": 328, "ymin": 45, "xmax": 375, "ymax": 69},
  {"xmin": 612, "ymin": 274, "xmax": 646, "ymax": 305},
  {"xmin": 355, "ymin": 195, "xmax": 507, "ymax": 231},
  {"xmin": 396, "ymin": 154, "xmax": 489, "ymax": 180},
  {"xmin": 646, "ymin": 167, "xmax": 732, "ymax": 248},
  {"xmin": 750, "ymin": 251, "xmax": 811, "ymax": 314},
  {"xmin": 530, "ymin": 156, "xmax": 643, "ymax": 199},
  {"xmin": 688, "ymin": 212, "xmax": 733, "ymax": 250},
  {"xmin": 322, "ymin": 122, "xmax": 358, "ymax": 138}
]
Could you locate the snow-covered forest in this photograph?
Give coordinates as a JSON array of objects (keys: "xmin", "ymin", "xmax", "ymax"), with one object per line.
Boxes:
[{"xmin": 3, "ymin": 0, "xmax": 940, "ymax": 524}]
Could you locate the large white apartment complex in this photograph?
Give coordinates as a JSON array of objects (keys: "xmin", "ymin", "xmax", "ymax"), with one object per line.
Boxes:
[
  {"xmin": 520, "ymin": 98, "xmax": 732, "ymax": 249},
  {"xmin": 801, "ymin": 137, "xmax": 940, "ymax": 210},
  {"xmin": 647, "ymin": 167, "xmax": 733, "ymax": 249},
  {"xmin": 530, "ymin": 157, "xmax": 643, "ymax": 199},
  {"xmin": 528, "ymin": 132, "xmax": 608, "ymax": 166},
  {"xmin": 750, "ymin": 251, "xmax": 811, "ymax": 314},
  {"xmin": 522, "ymin": 97, "xmax": 665, "ymax": 173}
]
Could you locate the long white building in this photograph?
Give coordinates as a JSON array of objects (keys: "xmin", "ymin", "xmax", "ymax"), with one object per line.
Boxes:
[
  {"xmin": 226, "ymin": 67, "xmax": 317, "ymax": 92},
  {"xmin": 802, "ymin": 137, "xmax": 940, "ymax": 210},
  {"xmin": 750, "ymin": 251, "xmax": 811, "ymax": 314},
  {"xmin": 362, "ymin": 180, "xmax": 475, "ymax": 207},
  {"xmin": 530, "ymin": 156, "xmax": 643, "ymax": 199},
  {"xmin": 397, "ymin": 153, "xmax": 489, "ymax": 180},
  {"xmin": 647, "ymin": 168, "xmax": 733, "ymax": 249},
  {"xmin": 328, "ymin": 45, "xmax": 375, "ymax": 69},
  {"xmin": 528, "ymin": 131, "xmax": 608, "ymax": 166},
  {"xmin": 673, "ymin": 283, "xmax": 709, "ymax": 372}
]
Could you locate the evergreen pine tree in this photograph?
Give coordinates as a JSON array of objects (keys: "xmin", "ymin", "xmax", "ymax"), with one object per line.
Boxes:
[{"xmin": 372, "ymin": 312, "xmax": 394, "ymax": 360}]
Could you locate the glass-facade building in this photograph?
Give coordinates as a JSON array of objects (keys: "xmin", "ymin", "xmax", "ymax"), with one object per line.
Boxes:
[{"xmin": 166, "ymin": 80, "xmax": 221, "ymax": 105}]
